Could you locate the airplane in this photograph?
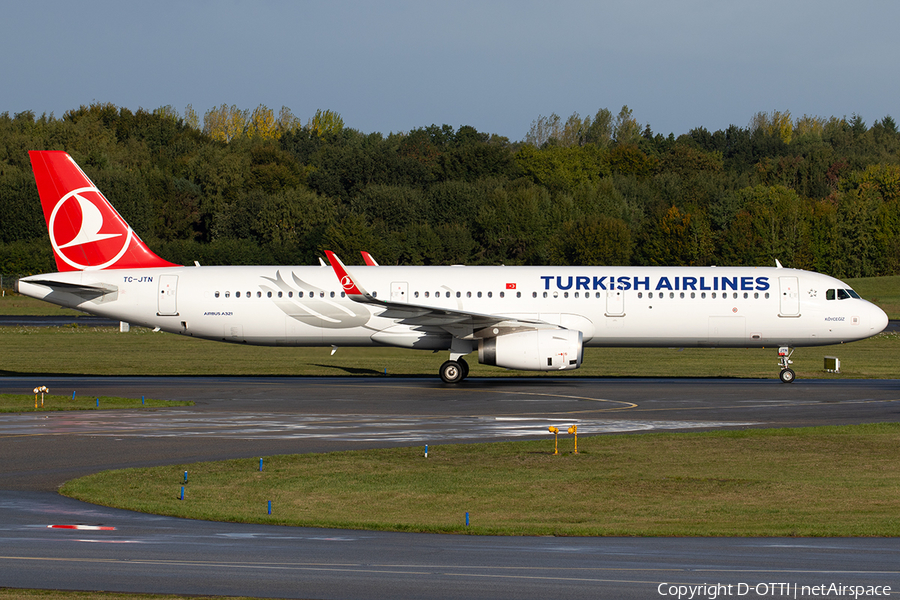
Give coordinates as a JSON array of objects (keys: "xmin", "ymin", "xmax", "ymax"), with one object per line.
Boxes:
[{"xmin": 16, "ymin": 151, "xmax": 889, "ymax": 383}]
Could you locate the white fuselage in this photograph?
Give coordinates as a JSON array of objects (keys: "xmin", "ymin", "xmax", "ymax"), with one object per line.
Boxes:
[{"xmin": 17, "ymin": 264, "xmax": 889, "ymax": 350}]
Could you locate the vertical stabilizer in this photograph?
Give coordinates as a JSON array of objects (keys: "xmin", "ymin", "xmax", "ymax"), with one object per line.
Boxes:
[{"xmin": 29, "ymin": 151, "xmax": 179, "ymax": 271}]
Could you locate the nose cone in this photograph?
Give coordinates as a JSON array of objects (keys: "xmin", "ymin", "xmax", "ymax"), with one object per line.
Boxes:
[{"xmin": 869, "ymin": 302, "xmax": 889, "ymax": 334}]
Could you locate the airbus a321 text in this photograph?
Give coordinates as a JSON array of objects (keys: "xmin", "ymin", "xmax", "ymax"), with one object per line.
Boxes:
[{"xmin": 17, "ymin": 151, "xmax": 889, "ymax": 383}]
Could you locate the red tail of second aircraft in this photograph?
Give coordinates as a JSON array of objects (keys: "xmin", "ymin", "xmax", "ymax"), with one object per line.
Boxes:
[{"xmin": 29, "ymin": 151, "xmax": 179, "ymax": 272}]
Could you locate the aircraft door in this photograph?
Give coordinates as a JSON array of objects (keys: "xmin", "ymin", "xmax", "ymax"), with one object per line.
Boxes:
[
  {"xmin": 158, "ymin": 275, "xmax": 178, "ymax": 316},
  {"xmin": 391, "ymin": 282, "xmax": 408, "ymax": 303},
  {"xmin": 779, "ymin": 276, "xmax": 800, "ymax": 316},
  {"xmin": 605, "ymin": 290, "xmax": 625, "ymax": 316}
]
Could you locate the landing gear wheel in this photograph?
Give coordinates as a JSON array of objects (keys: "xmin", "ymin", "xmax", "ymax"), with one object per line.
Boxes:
[
  {"xmin": 779, "ymin": 368, "xmax": 796, "ymax": 384},
  {"xmin": 457, "ymin": 358, "xmax": 469, "ymax": 380},
  {"xmin": 440, "ymin": 360, "xmax": 465, "ymax": 384}
]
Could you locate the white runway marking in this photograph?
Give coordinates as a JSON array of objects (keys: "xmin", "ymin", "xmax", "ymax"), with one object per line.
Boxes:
[{"xmin": 0, "ymin": 411, "xmax": 757, "ymax": 442}]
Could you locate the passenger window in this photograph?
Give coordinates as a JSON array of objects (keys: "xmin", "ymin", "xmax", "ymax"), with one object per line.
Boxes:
[
  {"xmin": 414, "ymin": 291, "xmax": 419, "ymax": 298},
  {"xmin": 701, "ymin": 292, "xmax": 706, "ymax": 299},
  {"xmin": 488, "ymin": 292, "xmax": 493, "ymax": 298},
  {"xmin": 478, "ymin": 291, "xmax": 482, "ymax": 298},
  {"xmin": 425, "ymin": 291, "xmax": 430, "ymax": 298},
  {"xmin": 563, "ymin": 292, "xmax": 568, "ymax": 298},
  {"xmin": 330, "ymin": 291, "xmax": 335, "ymax": 298},
  {"xmin": 341, "ymin": 292, "xmax": 345, "ymax": 298},
  {"xmin": 236, "ymin": 291, "xmax": 241, "ymax": 298},
  {"xmin": 532, "ymin": 292, "xmax": 537, "ymax": 298},
  {"xmin": 257, "ymin": 291, "xmax": 262, "ymax": 298},
  {"xmin": 691, "ymin": 292, "xmax": 695, "ymax": 299},
  {"xmin": 500, "ymin": 291, "xmax": 505, "ymax": 298},
  {"xmin": 638, "ymin": 292, "xmax": 643, "ymax": 299},
  {"xmin": 298, "ymin": 291, "xmax": 303, "ymax": 298},
  {"xmin": 225, "ymin": 291, "xmax": 230, "ymax": 298},
  {"xmin": 278, "ymin": 291, "xmax": 282, "ymax": 298},
  {"xmin": 543, "ymin": 292, "xmax": 548, "ymax": 298},
  {"xmin": 517, "ymin": 291, "xmax": 521, "ymax": 298},
  {"xmin": 743, "ymin": 292, "xmax": 748, "ymax": 299},
  {"xmin": 467, "ymin": 292, "xmax": 472, "ymax": 298},
  {"xmin": 215, "ymin": 291, "xmax": 220, "ymax": 298},
  {"xmin": 288, "ymin": 291, "xmax": 293, "ymax": 298},
  {"xmin": 680, "ymin": 292, "xmax": 684, "ymax": 299},
  {"xmin": 246, "ymin": 291, "xmax": 251, "ymax": 298},
  {"xmin": 456, "ymin": 291, "xmax": 461, "ymax": 298}
]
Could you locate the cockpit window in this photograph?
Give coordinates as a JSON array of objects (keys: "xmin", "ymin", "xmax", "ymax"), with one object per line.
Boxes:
[{"xmin": 827, "ymin": 288, "xmax": 861, "ymax": 300}]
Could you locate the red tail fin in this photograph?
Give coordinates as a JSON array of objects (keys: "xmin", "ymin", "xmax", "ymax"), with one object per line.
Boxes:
[{"xmin": 29, "ymin": 151, "xmax": 179, "ymax": 271}]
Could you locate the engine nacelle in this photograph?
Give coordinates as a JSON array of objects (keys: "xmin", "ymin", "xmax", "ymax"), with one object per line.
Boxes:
[{"xmin": 478, "ymin": 329, "xmax": 583, "ymax": 371}]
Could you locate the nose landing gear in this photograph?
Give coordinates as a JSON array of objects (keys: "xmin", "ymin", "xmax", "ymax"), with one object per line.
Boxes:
[{"xmin": 778, "ymin": 346, "xmax": 795, "ymax": 383}]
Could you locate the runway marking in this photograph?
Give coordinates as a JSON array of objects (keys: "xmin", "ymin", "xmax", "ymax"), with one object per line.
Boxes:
[
  {"xmin": 48, "ymin": 525, "xmax": 116, "ymax": 531},
  {"xmin": 0, "ymin": 411, "xmax": 758, "ymax": 441}
]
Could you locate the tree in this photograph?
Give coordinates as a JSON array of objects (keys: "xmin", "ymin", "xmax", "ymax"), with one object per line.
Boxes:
[
  {"xmin": 247, "ymin": 104, "xmax": 277, "ymax": 139},
  {"xmin": 203, "ymin": 104, "xmax": 249, "ymax": 142},
  {"xmin": 307, "ymin": 109, "xmax": 344, "ymax": 139},
  {"xmin": 613, "ymin": 105, "xmax": 642, "ymax": 146},
  {"xmin": 549, "ymin": 215, "xmax": 632, "ymax": 265},
  {"xmin": 524, "ymin": 113, "xmax": 562, "ymax": 147},
  {"xmin": 585, "ymin": 107, "xmax": 613, "ymax": 147}
]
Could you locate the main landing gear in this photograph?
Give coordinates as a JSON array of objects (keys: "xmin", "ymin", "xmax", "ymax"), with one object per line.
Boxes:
[
  {"xmin": 439, "ymin": 358, "xmax": 469, "ymax": 384},
  {"xmin": 778, "ymin": 346, "xmax": 795, "ymax": 383}
]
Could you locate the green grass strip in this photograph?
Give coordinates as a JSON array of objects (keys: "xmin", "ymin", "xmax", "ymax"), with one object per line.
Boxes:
[
  {"xmin": 0, "ymin": 394, "xmax": 191, "ymax": 412},
  {"xmin": 61, "ymin": 423, "xmax": 900, "ymax": 537},
  {"xmin": 1, "ymin": 326, "xmax": 898, "ymax": 379}
]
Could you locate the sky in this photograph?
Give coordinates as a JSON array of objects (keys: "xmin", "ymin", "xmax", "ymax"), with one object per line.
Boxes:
[{"xmin": 3, "ymin": 0, "xmax": 898, "ymax": 141}]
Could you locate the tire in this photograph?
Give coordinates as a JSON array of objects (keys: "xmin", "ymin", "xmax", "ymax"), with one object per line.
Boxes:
[
  {"xmin": 457, "ymin": 357, "xmax": 469, "ymax": 380},
  {"xmin": 440, "ymin": 360, "xmax": 464, "ymax": 384},
  {"xmin": 779, "ymin": 368, "xmax": 796, "ymax": 383}
]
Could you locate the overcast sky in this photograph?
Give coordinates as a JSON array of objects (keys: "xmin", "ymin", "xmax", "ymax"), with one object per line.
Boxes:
[{"xmin": 3, "ymin": 0, "xmax": 898, "ymax": 141}]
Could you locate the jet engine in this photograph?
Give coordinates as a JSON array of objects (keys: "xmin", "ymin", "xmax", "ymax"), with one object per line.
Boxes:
[{"xmin": 478, "ymin": 329, "xmax": 583, "ymax": 371}]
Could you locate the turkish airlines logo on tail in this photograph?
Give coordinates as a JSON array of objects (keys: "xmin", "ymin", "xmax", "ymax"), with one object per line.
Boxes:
[{"xmin": 49, "ymin": 186, "xmax": 133, "ymax": 270}]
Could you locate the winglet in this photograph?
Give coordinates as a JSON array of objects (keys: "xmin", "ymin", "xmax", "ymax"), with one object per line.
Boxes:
[
  {"xmin": 360, "ymin": 251, "xmax": 379, "ymax": 266},
  {"xmin": 325, "ymin": 251, "xmax": 368, "ymax": 298}
]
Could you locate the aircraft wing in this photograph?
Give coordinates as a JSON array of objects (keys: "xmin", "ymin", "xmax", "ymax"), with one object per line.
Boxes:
[{"xmin": 324, "ymin": 251, "xmax": 561, "ymax": 339}]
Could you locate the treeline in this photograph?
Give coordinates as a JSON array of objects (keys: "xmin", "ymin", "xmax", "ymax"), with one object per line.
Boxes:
[{"xmin": 1, "ymin": 103, "xmax": 898, "ymax": 280}]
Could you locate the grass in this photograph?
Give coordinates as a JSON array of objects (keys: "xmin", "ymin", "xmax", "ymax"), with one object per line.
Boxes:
[
  {"xmin": 0, "ymin": 323, "xmax": 898, "ymax": 379},
  {"xmin": 848, "ymin": 274, "xmax": 900, "ymax": 319},
  {"xmin": 0, "ymin": 293, "xmax": 84, "ymax": 316},
  {"xmin": 60, "ymin": 423, "xmax": 900, "ymax": 537},
  {"xmin": 0, "ymin": 393, "xmax": 191, "ymax": 412}
]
